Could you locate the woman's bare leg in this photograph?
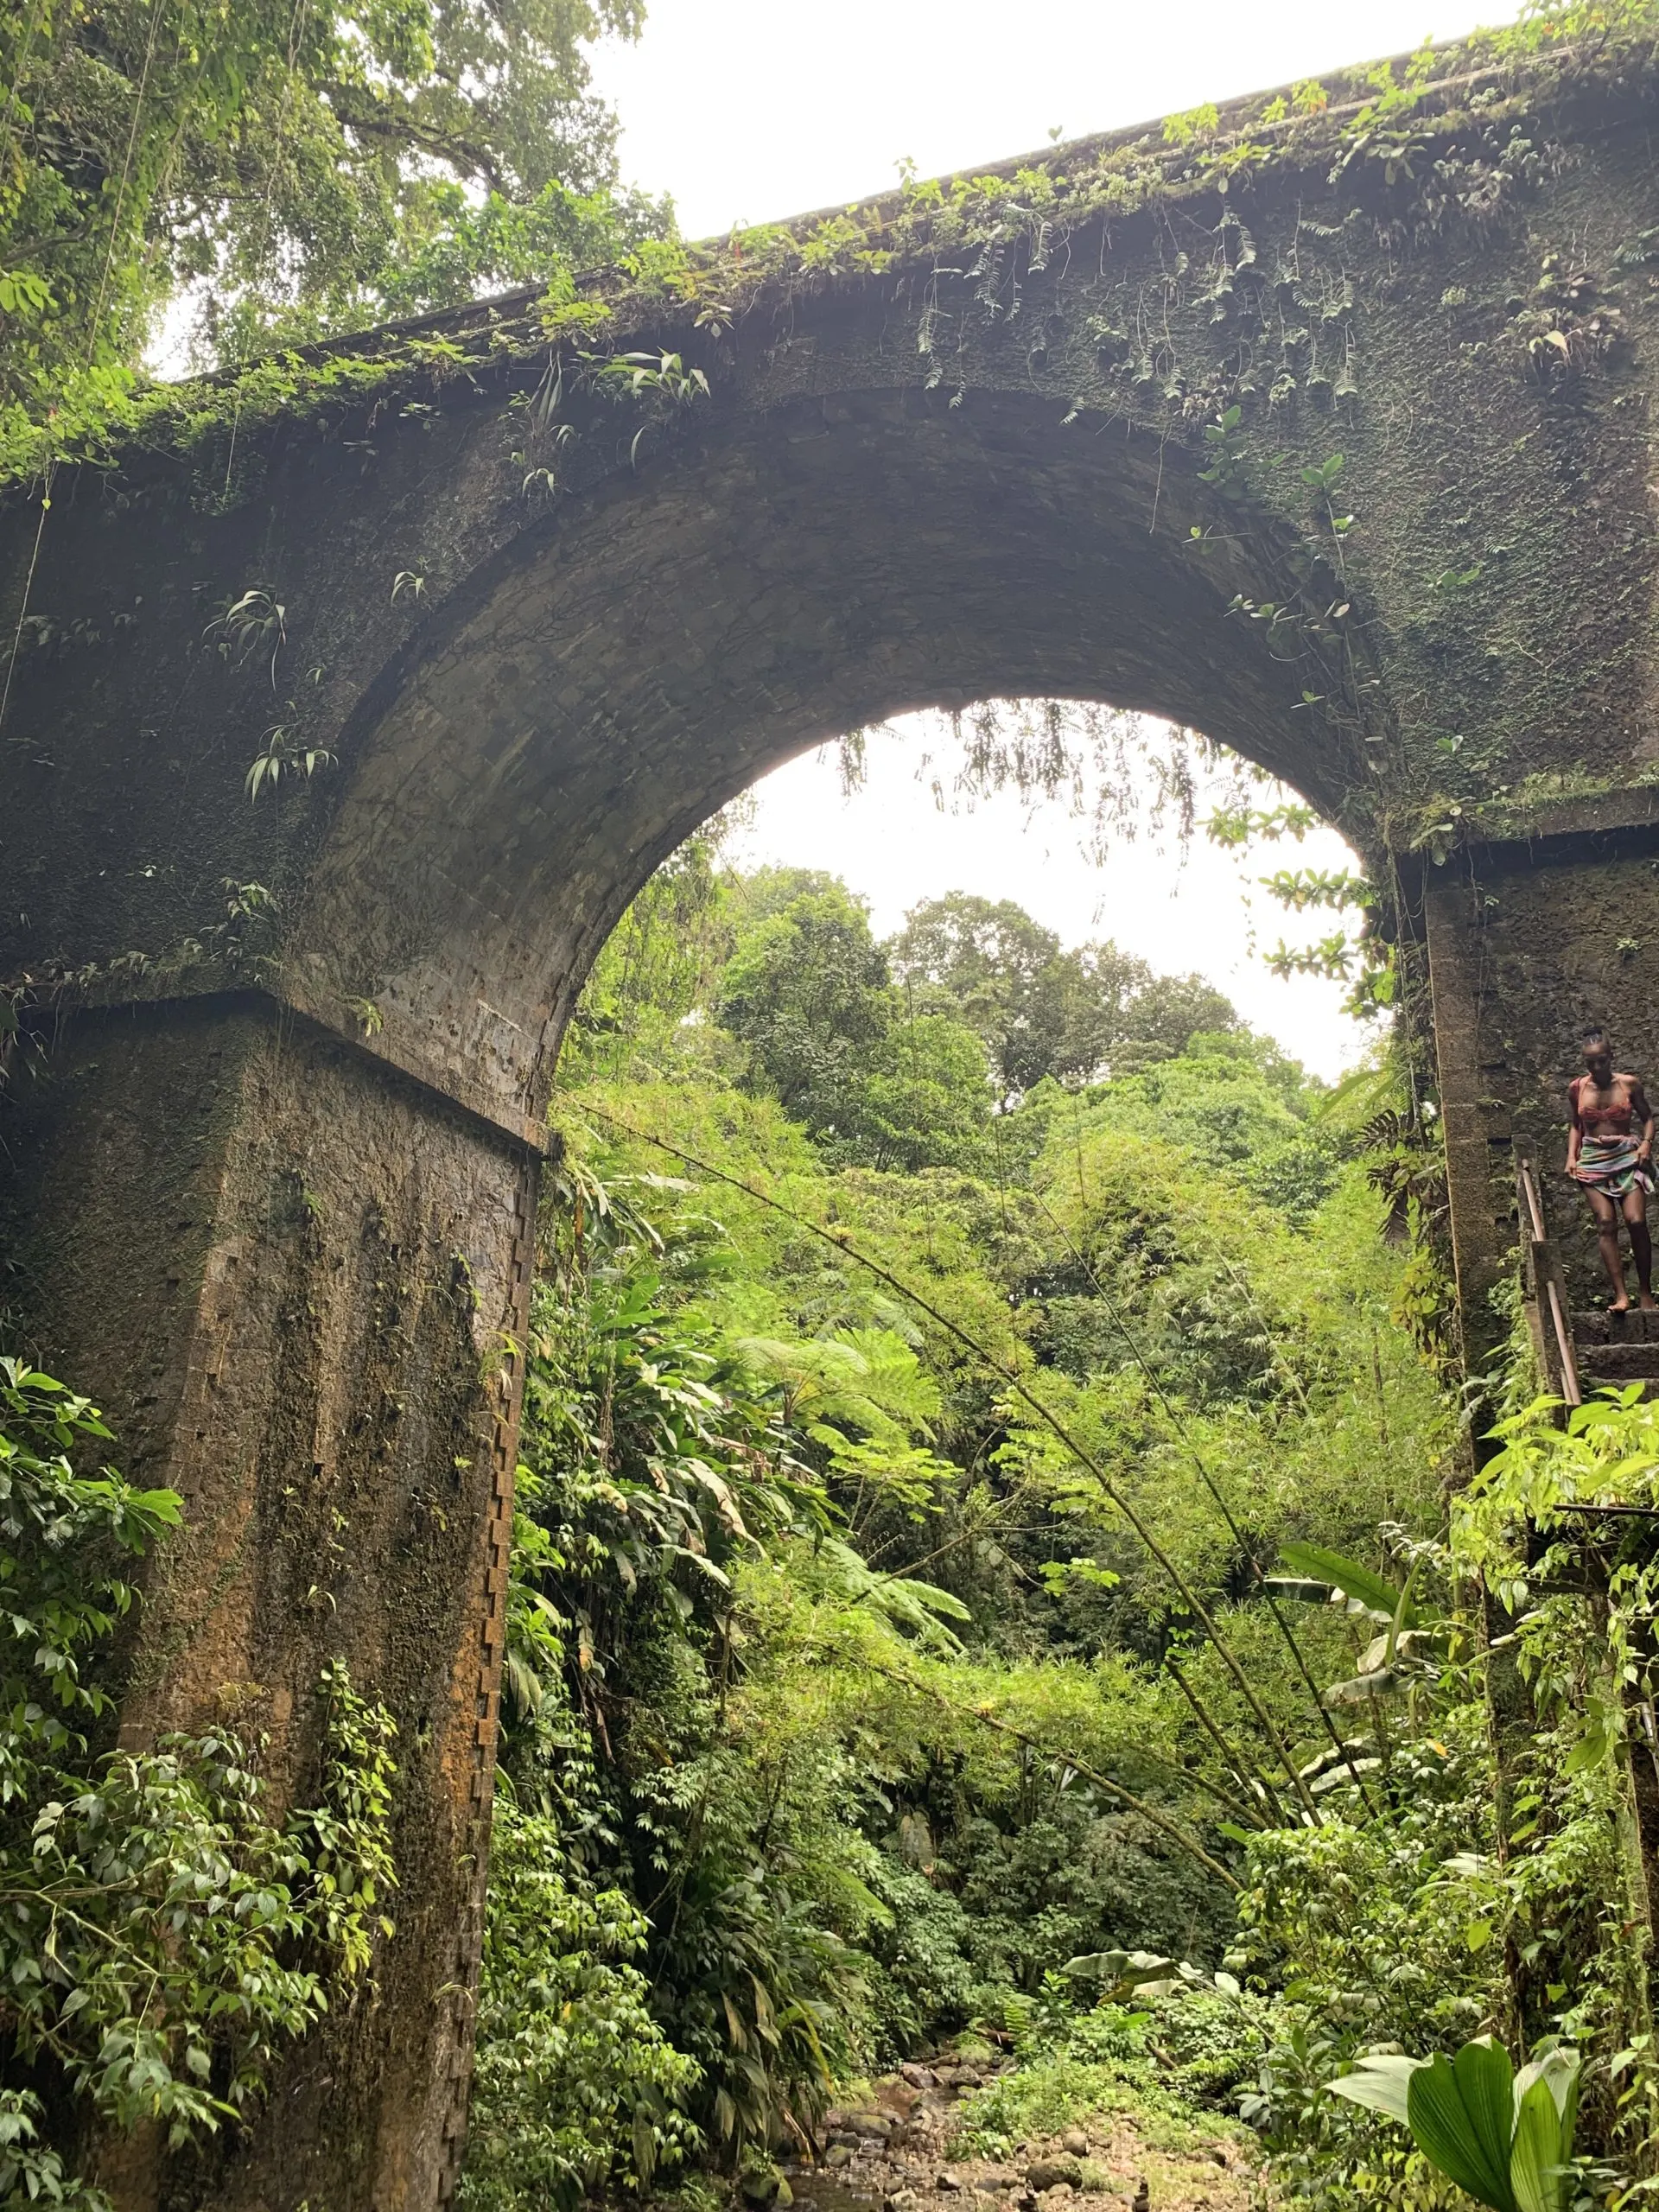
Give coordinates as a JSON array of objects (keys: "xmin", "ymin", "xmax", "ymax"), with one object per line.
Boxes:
[
  {"xmin": 1623, "ymin": 1187, "xmax": 1656, "ymax": 1308},
  {"xmin": 1587, "ymin": 1186, "xmax": 1630, "ymax": 1307}
]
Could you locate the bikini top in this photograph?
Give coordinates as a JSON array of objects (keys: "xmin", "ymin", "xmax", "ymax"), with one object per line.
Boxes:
[{"xmin": 1571, "ymin": 1074, "xmax": 1638, "ymax": 1135}]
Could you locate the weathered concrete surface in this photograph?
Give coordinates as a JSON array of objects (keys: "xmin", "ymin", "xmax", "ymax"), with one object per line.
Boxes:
[
  {"xmin": 3, "ymin": 48, "xmax": 1659, "ymax": 2209},
  {"xmin": 0, "ymin": 998, "xmax": 535, "ymax": 2208},
  {"xmin": 1428, "ymin": 798, "xmax": 1659, "ymax": 1340}
]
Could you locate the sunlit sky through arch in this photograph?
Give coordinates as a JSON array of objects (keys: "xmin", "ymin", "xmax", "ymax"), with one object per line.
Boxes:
[{"xmin": 588, "ymin": 0, "xmax": 1524, "ymax": 1082}]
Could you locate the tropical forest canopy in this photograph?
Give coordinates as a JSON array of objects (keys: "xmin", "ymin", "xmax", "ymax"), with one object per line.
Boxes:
[
  {"xmin": 454, "ymin": 840, "xmax": 1659, "ymax": 2210},
  {"xmin": 0, "ymin": 0, "xmax": 668, "ymax": 440}
]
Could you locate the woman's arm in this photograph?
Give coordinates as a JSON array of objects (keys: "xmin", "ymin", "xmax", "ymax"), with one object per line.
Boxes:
[
  {"xmin": 1633, "ymin": 1077, "xmax": 1656, "ymax": 1164},
  {"xmin": 1566, "ymin": 1076, "xmax": 1583, "ymax": 1178}
]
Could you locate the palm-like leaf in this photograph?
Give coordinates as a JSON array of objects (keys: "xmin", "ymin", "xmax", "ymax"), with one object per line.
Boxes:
[
  {"xmin": 1407, "ymin": 2041, "xmax": 1518, "ymax": 2212},
  {"xmin": 1328, "ymin": 2053, "xmax": 1423, "ymax": 2120},
  {"xmin": 1510, "ymin": 2050, "xmax": 1580, "ymax": 2212},
  {"xmin": 1510, "ymin": 2076, "xmax": 1566, "ymax": 2212},
  {"xmin": 1278, "ymin": 1540, "xmax": 1420, "ymax": 1626}
]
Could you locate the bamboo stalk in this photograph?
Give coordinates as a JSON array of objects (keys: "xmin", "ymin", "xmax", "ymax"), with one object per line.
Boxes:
[
  {"xmin": 1033, "ymin": 1192, "xmax": 1376, "ymax": 1817},
  {"xmin": 868, "ymin": 1654, "xmax": 1241, "ymax": 1891},
  {"xmin": 582, "ymin": 1103, "xmax": 1323, "ymax": 1820},
  {"xmin": 1166, "ymin": 1655, "xmax": 1287, "ymax": 1827}
]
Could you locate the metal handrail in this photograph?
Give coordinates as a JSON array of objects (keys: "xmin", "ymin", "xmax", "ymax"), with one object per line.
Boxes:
[{"xmin": 1516, "ymin": 1144, "xmax": 1583, "ymax": 1408}]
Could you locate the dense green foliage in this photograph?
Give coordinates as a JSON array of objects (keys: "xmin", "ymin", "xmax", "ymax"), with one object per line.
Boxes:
[
  {"xmin": 12, "ymin": 0, "xmax": 1659, "ymax": 2185},
  {"xmin": 462, "ymin": 1803, "xmax": 700, "ymax": 2211},
  {"xmin": 0, "ymin": 1359, "xmax": 398, "ymax": 2201},
  {"xmin": 11, "ymin": 835, "xmax": 1659, "ymax": 2209},
  {"xmin": 462, "ymin": 835, "xmax": 1526, "ymax": 2204},
  {"xmin": 888, "ymin": 892, "xmax": 1238, "ymax": 1095},
  {"xmin": 441, "ymin": 833, "xmax": 1659, "ymax": 2212},
  {"xmin": 0, "ymin": 0, "xmax": 665, "ymax": 450},
  {"xmin": 580, "ymin": 857, "xmax": 1259, "ymax": 1169}
]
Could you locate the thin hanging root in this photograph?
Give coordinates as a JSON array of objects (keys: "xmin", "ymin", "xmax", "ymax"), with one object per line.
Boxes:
[
  {"xmin": 2, "ymin": 0, "xmax": 165, "ymax": 743},
  {"xmin": 579, "ymin": 1102, "xmax": 1322, "ymax": 1821}
]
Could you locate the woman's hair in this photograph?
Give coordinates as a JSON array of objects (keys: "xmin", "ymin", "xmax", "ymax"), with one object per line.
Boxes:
[{"xmin": 1584, "ymin": 1026, "xmax": 1611, "ymax": 1052}]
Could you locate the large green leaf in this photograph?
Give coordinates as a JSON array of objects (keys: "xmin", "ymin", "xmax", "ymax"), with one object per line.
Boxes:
[
  {"xmin": 1509, "ymin": 2075, "xmax": 1565, "ymax": 2212},
  {"xmin": 1327, "ymin": 2053, "xmax": 1423, "ymax": 2121},
  {"xmin": 1514, "ymin": 2049, "xmax": 1580, "ymax": 2132},
  {"xmin": 1324, "ymin": 1668, "xmax": 1401, "ymax": 1706},
  {"xmin": 1279, "ymin": 1541, "xmax": 1418, "ymax": 1626},
  {"xmin": 1061, "ymin": 1949, "xmax": 1177, "ymax": 2003},
  {"xmin": 1511, "ymin": 2046, "xmax": 1580, "ymax": 2212},
  {"xmin": 1407, "ymin": 2041, "xmax": 1518, "ymax": 2212},
  {"xmin": 1550, "ymin": 2050, "xmax": 1580, "ymax": 2154},
  {"xmin": 1062, "ymin": 1948, "xmax": 1173, "ymax": 1980}
]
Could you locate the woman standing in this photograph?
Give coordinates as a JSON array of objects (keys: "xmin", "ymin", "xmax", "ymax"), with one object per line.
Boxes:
[{"xmin": 1567, "ymin": 1027, "xmax": 1657, "ymax": 1313}]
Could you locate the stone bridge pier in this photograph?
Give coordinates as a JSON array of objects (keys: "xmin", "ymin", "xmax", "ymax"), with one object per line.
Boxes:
[
  {"xmin": 1428, "ymin": 798, "xmax": 1659, "ymax": 1335},
  {"xmin": 3, "ymin": 40, "xmax": 1659, "ymax": 2208},
  {"xmin": 3, "ymin": 997, "xmax": 537, "ymax": 2206}
]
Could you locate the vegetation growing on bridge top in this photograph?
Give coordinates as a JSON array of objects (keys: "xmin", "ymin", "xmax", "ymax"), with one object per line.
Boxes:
[
  {"xmin": 3, "ymin": 0, "xmax": 1651, "ymax": 886},
  {"xmin": 2, "ymin": 0, "xmax": 1654, "ymax": 967},
  {"xmin": 1, "ymin": 0, "xmax": 1656, "ymax": 492},
  {"xmin": 0, "ymin": 0, "xmax": 669, "ymax": 433}
]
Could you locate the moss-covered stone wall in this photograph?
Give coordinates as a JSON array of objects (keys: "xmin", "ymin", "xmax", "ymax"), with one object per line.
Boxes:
[
  {"xmin": 0, "ymin": 1000, "xmax": 536, "ymax": 2209},
  {"xmin": 3, "ymin": 37, "xmax": 1658, "ymax": 1119}
]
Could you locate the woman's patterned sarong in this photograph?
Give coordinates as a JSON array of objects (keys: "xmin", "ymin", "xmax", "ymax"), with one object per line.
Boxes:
[{"xmin": 1576, "ymin": 1134, "xmax": 1656, "ymax": 1200}]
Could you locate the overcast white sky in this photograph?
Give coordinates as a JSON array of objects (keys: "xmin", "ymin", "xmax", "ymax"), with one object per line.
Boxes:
[{"xmin": 588, "ymin": 0, "xmax": 1520, "ymax": 1079}]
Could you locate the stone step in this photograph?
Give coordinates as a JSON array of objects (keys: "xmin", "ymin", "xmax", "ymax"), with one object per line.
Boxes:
[
  {"xmin": 1577, "ymin": 1343, "xmax": 1659, "ymax": 1384},
  {"xmin": 1578, "ymin": 1377, "xmax": 1659, "ymax": 1402},
  {"xmin": 1572, "ymin": 1309, "xmax": 1659, "ymax": 1345}
]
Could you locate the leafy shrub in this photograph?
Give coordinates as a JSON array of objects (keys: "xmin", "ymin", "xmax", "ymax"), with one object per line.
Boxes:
[
  {"xmin": 0, "ymin": 2089, "xmax": 103, "ymax": 2211},
  {"xmin": 1235, "ymin": 1738, "xmax": 1501, "ymax": 2056},
  {"xmin": 950, "ymin": 1986, "xmax": 1263, "ymax": 2159},
  {"xmin": 460, "ymin": 1801, "xmax": 700, "ymax": 2210},
  {"xmin": 1331, "ymin": 2038, "xmax": 1586, "ymax": 2212},
  {"xmin": 951, "ymin": 2038, "xmax": 1198, "ymax": 2160},
  {"xmin": 950, "ymin": 1802, "xmax": 1233, "ymax": 1991},
  {"xmin": 640, "ymin": 1823, "xmax": 868, "ymax": 2158},
  {"xmin": 0, "ymin": 1360, "xmax": 397, "ymax": 2179},
  {"xmin": 855, "ymin": 1857, "xmax": 981, "ymax": 2057}
]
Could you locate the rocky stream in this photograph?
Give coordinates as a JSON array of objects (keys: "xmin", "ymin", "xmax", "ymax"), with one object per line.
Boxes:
[{"xmin": 765, "ymin": 2054, "xmax": 1267, "ymax": 2212}]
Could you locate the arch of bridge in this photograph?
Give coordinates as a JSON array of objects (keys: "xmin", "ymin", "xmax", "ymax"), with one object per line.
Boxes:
[
  {"xmin": 6, "ymin": 73, "xmax": 1659, "ymax": 1135},
  {"xmin": 285, "ymin": 385, "xmax": 1377, "ymax": 1134}
]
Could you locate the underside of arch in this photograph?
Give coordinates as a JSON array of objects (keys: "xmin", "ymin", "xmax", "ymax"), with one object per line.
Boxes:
[{"xmin": 287, "ymin": 387, "xmax": 1375, "ymax": 1127}]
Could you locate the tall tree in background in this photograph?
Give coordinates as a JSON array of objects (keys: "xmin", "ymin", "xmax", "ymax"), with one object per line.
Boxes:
[
  {"xmin": 891, "ymin": 893, "xmax": 1238, "ymax": 1093},
  {"xmin": 715, "ymin": 880, "xmax": 995, "ymax": 1172},
  {"xmin": 0, "ymin": 0, "xmax": 664, "ymax": 423},
  {"xmin": 1052, "ymin": 941, "xmax": 1237, "ymax": 1082},
  {"xmin": 888, "ymin": 893, "xmax": 1066, "ymax": 1094},
  {"xmin": 715, "ymin": 883, "xmax": 893, "ymax": 1137},
  {"xmin": 857, "ymin": 1013, "xmax": 994, "ymax": 1173}
]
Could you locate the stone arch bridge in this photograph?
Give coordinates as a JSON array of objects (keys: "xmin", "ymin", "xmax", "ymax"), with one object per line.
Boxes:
[{"xmin": 3, "ymin": 31, "xmax": 1659, "ymax": 2209}]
